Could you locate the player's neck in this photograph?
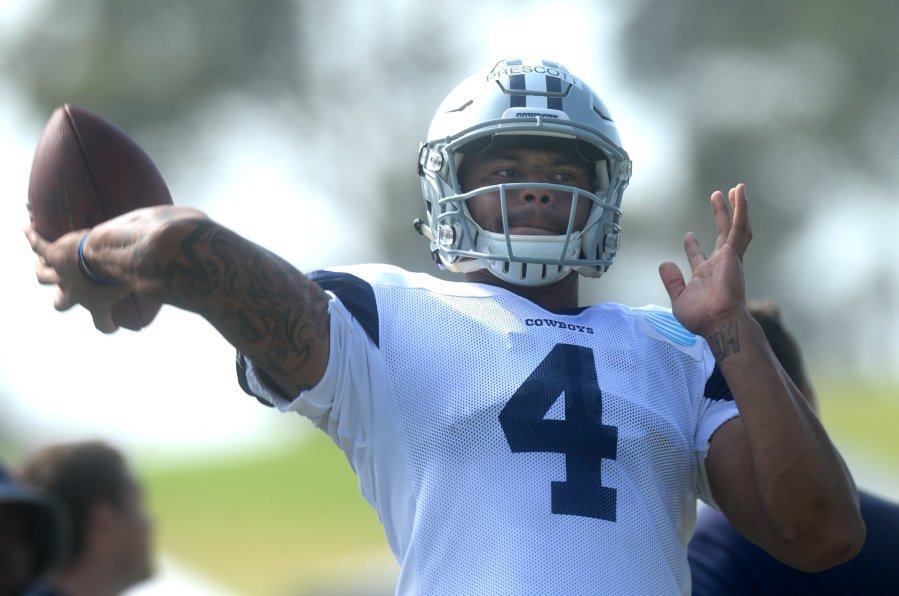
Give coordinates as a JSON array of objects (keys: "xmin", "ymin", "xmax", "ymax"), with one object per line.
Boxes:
[{"xmin": 464, "ymin": 270, "xmax": 580, "ymax": 312}]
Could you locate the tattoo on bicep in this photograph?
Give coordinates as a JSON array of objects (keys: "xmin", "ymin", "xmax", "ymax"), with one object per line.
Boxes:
[
  {"xmin": 708, "ymin": 320, "xmax": 740, "ymax": 361},
  {"xmin": 163, "ymin": 222, "xmax": 329, "ymax": 375}
]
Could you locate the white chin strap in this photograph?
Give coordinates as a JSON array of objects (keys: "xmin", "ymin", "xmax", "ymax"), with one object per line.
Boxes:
[{"xmin": 472, "ymin": 230, "xmax": 580, "ymax": 287}]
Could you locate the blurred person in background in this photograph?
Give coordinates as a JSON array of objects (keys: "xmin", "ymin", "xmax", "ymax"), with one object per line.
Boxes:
[
  {"xmin": 0, "ymin": 464, "xmax": 68, "ymax": 596},
  {"xmin": 689, "ymin": 301, "xmax": 899, "ymax": 594},
  {"xmin": 15, "ymin": 440, "xmax": 154, "ymax": 596}
]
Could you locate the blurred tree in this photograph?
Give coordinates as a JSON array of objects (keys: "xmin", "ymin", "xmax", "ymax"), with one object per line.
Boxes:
[
  {"xmin": 288, "ymin": 0, "xmax": 468, "ymax": 275},
  {"xmin": 2, "ymin": 0, "xmax": 305, "ymax": 133},
  {"xmin": 618, "ymin": 0, "xmax": 899, "ymax": 372}
]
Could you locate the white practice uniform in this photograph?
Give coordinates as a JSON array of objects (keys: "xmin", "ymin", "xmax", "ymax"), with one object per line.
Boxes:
[{"xmin": 237, "ymin": 264, "xmax": 740, "ymax": 596}]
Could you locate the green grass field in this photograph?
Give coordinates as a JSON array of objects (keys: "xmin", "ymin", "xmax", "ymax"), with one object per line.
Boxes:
[
  {"xmin": 140, "ymin": 432, "xmax": 396, "ymax": 595},
  {"xmin": 816, "ymin": 379, "xmax": 899, "ymax": 474},
  {"xmin": 138, "ymin": 380, "xmax": 899, "ymax": 595}
]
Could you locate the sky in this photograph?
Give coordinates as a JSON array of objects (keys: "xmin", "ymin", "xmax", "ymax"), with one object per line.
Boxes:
[{"xmin": 0, "ymin": 0, "xmax": 676, "ymax": 461}]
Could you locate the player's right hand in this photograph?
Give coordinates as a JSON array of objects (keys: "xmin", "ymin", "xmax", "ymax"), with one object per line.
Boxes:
[{"xmin": 25, "ymin": 225, "xmax": 130, "ymax": 333}]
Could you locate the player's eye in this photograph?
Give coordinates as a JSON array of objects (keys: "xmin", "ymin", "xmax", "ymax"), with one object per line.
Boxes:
[
  {"xmin": 552, "ymin": 171, "xmax": 579, "ymax": 183},
  {"xmin": 493, "ymin": 168, "xmax": 518, "ymax": 178}
]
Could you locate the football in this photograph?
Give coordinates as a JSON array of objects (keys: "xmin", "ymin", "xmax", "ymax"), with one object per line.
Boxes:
[{"xmin": 27, "ymin": 104, "xmax": 174, "ymax": 330}]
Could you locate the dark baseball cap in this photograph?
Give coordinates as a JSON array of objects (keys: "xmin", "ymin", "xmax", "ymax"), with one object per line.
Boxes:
[{"xmin": 0, "ymin": 465, "xmax": 70, "ymax": 589}]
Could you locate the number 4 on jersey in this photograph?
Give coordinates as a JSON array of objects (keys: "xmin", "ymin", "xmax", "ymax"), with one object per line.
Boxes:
[{"xmin": 499, "ymin": 343, "xmax": 619, "ymax": 521}]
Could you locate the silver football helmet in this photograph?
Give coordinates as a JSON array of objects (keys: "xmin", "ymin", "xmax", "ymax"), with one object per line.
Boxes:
[{"xmin": 416, "ymin": 58, "xmax": 631, "ymax": 286}]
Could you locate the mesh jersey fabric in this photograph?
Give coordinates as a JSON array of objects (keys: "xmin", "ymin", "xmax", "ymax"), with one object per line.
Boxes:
[{"xmin": 237, "ymin": 264, "xmax": 739, "ymax": 595}]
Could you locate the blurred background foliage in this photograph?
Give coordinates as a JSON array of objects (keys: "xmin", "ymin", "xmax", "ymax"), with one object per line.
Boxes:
[
  {"xmin": 1, "ymin": 0, "xmax": 897, "ymax": 593},
  {"xmin": 6, "ymin": 0, "xmax": 896, "ymax": 374},
  {"xmin": 617, "ymin": 0, "xmax": 899, "ymax": 375}
]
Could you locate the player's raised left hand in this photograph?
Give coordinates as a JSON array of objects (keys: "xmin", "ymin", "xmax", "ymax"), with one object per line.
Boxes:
[{"xmin": 658, "ymin": 183, "xmax": 753, "ymax": 344}]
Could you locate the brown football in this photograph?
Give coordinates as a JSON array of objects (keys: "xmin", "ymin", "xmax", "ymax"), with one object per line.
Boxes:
[{"xmin": 27, "ymin": 104, "xmax": 173, "ymax": 330}]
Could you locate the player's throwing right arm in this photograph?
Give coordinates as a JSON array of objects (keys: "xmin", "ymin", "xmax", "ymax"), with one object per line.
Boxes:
[{"xmin": 26, "ymin": 205, "xmax": 330, "ymax": 396}]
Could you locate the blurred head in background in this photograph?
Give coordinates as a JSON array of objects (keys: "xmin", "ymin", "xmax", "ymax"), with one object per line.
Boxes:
[
  {"xmin": 749, "ymin": 301, "xmax": 817, "ymax": 412},
  {"xmin": 16, "ymin": 440, "xmax": 154, "ymax": 596}
]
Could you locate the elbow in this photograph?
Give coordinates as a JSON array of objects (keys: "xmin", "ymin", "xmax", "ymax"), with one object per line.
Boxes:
[
  {"xmin": 781, "ymin": 509, "xmax": 866, "ymax": 572},
  {"xmin": 811, "ymin": 512, "xmax": 866, "ymax": 571}
]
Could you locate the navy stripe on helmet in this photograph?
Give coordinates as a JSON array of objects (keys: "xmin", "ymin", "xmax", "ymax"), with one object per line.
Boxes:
[
  {"xmin": 509, "ymin": 73, "xmax": 526, "ymax": 107},
  {"xmin": 545, "ymin": 75, "xmax": 563, "ymax": 110}
]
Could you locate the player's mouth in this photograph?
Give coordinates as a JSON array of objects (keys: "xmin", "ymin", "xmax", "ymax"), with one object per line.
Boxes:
[
  {"xmin": 508, "ymin": 225, "xmax": 562, "ymax": 236},
  {"xmin": 490, "ymin": 211, "xmax": 570, "ymax": 236}
]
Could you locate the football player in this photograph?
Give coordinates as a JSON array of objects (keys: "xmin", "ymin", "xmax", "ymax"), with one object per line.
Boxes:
[{"xmin": 27, "ymin": 58, "xmax": 864, "ymax": 595}]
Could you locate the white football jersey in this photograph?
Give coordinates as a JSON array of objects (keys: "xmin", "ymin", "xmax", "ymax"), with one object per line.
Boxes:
[{"xmin": 238, "ymin": 264, "xmax": 739, "ymax": 596}]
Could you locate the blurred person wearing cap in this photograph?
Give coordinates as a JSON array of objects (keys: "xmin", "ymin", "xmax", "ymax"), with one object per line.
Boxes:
[
  {"xmin": 0, "ymin": 464, "xmax": 68, "ymax": 596},
  {"xmin": 15, "ymin": 441, "xmax": 153, "ymax": 596},
  {"xmin": 689, "ymin": 302, "xmax": 899, "ymax": 595}
]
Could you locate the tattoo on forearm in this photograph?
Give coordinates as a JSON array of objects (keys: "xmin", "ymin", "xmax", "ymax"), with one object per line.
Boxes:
[
  {"xmin": 163, "ymin": 221, "xmax": 329, "ymax": 377},
  {"xmin": 709, "ymin": 320, "xmax": 740, "ymax": 361}
]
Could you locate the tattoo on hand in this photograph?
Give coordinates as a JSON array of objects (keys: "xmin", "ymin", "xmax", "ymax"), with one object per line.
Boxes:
[{"xmin": 709, "ymin": 321, "xmax": 740, "ymax": 361}]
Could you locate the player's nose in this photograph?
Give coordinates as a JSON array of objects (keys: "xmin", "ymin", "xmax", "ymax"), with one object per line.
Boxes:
[{"xmin": 516, "ymin": 185, "xmax": 556, "ymax": 206}]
